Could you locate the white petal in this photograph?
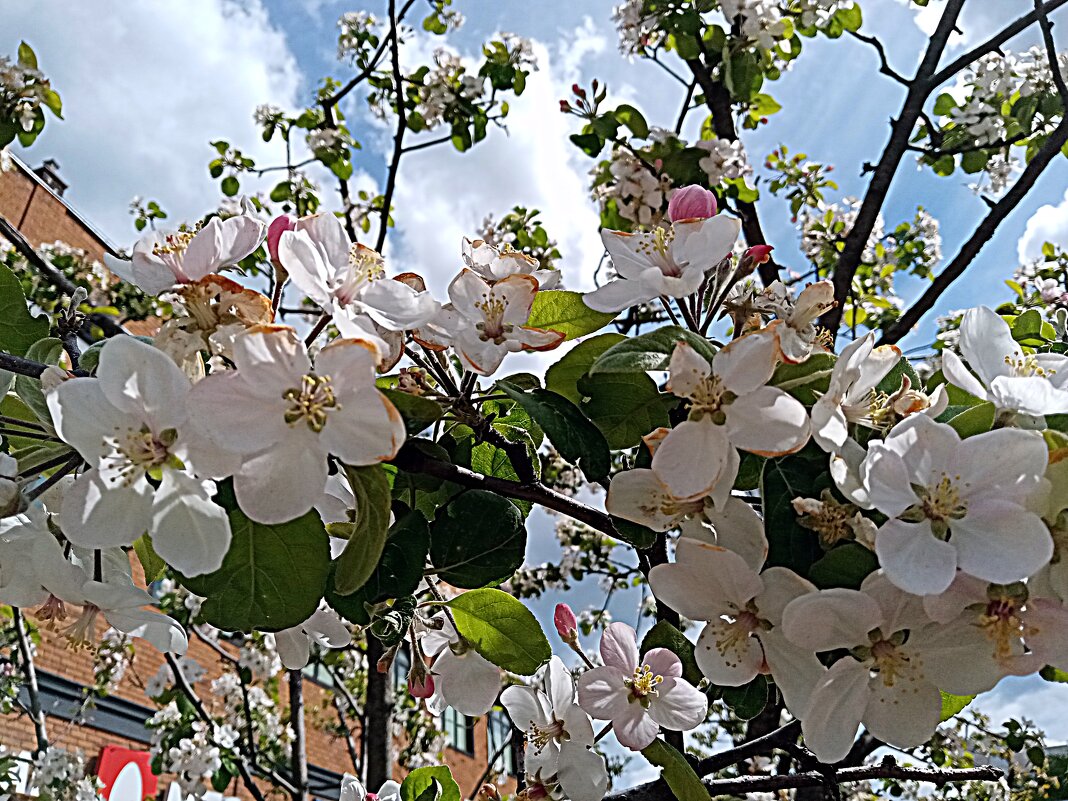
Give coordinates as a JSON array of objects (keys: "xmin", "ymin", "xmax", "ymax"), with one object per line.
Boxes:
[
  {"xmin": 600, "ymin": 622, "xmax": 639, "ymax": 672},
  {"xmin": 759, "ymin": 627, "xmax": 826, "ymax": 718},
  {"xmin": 863, "ymin": 672, "xmax": 941, "ymax": 750},
  {"xmin": 651, "ymin": 419, "xmax": 731, "ymax": 500},
  {"xmin": 781, "ymin": 589, "xmax": 882, "ymax": 652},
  {"xmin": 959, "ymin": 306, "xmax": 1017, "ymax": 386},
  {"xmin": 96, "ymin": 336, "xmax": 191, "ymax": 429},
  {"xmin": 612, "ymin": 702, "xmax": 660, "ymax": 751},
  {"xmin": 801, "ymin": 659, "xmax": 869, "ymax": 764},
  {"xmin": 941, "ymin": 349, "xmax": 990, "ymax": 402},
  {"xmin": 557, "ymin": 742, "xmax": 609, "ymax": 801},
  {"xmin": 184, "ymin": 215, "xmax": 266, "ymax": 279},
  {"xmin": 576, "ymin": 666, "xmax": 630, "ymax": 720},
  {"xmin": 694, "ymin": 620, "xmax": 764, "ymax": 686},
  {"xmin": 648, "ymin": 676, "xmax": 708, "ymax": 732},
  {"xmin": 501, "ymin": 685, "xmax": 549, "ymax": 730},
  {"xmin": 151, "ymin": 470, "xmax": 232, "ymax": 577},
  {"xmin": 233, "ymin": 435, "xmax": 329, "ymax": 524},
  {"xmin": 875, "ymin": 519, "xmax": 957, "ymax": 596},
  {"xmin": 582, "ymin": 277, "xmax": 655, "ymax": 313},
  {"xmin": 713, "ymin": 327, "xmax": 779, "ymax": 395},
  {"xmin": 699, "ymin": 496, "xmax": 768, "ymax": 571},
  {"xmin": 275, "ymin": 628, "xmax": 311, "ymax": 669},
  {"xmin": 952, "ymin": 501, "xmax": 1053, "ymax": 585},
  {"xmin": 726, "ymin": 386, "xmax": 810, "ymax": 457},
  {"xmin": 59, "ymin": 470, "xmax": 153, "ymax": 548}
]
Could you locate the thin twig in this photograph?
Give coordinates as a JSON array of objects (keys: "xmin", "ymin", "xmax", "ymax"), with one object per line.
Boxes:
[
  {"xmin": 376, "ymin": 0, "xmax": 408, "ymax": 253},
  {"xmin": 12, "ymin": 608, "xmax": 49, "ymax": 753}
]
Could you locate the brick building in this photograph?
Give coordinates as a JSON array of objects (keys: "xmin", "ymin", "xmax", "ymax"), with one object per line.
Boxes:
[{"xmin": 0, "ymin": 156, "xmax": 519, "ymax": 800}]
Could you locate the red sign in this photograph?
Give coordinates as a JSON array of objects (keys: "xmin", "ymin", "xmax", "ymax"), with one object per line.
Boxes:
[{"xmin": 96, "ymin": 746, "xmax": 158, "ymax": 800}]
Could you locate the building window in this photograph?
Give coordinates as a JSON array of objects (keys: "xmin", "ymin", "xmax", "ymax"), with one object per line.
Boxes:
[
  {"xmin": 487, "ymin": 709, "xmax": 518, "ymax": 777},
  {"xmin": 391, "ymin": 644, "xmax": 411, "ymax": 693},
  {"xmin": 442, "ymin": 707, "xmax": 475, "ymax": 755}
]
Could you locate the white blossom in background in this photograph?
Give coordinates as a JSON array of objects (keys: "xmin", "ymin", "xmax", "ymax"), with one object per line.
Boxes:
[
  {"xmin": 696, "ymin": 137, "xmax": 752, "ymax": 186},
  {"xmin": 594, "ymin": 149, "xmax": 670, "ymax": 226},
  {"xmin": 612, "ymin": 0, "xmax": 663, "ymax": 55},
  {"xmin": 336, "ymin": 12, "xmax": 379, "ymax": 61},
  {"xmin": 719, "ymin": 0, "xmax": 787, "ymax": 49}
]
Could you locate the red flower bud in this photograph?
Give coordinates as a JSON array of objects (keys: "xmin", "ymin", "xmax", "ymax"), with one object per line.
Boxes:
[
  {"xmin": 559, "ymin": 99, "xmax": 571, "ymax": 112},
  {"xmin": 554, "ymin": 603, "xmax": 578, "ymax": 641},
  {"xmin": 668, "ymin": 185, "xmax": 718, "ymax": 222}
]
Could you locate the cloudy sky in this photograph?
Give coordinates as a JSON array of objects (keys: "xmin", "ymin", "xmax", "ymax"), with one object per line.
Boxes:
[{"xmin": 5, "ymin": 0, "xmax": 1068, "ymax": 784}]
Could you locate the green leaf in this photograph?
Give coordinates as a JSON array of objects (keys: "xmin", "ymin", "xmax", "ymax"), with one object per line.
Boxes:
[
  {"xmin": 430, "ymin": 490, "xmax": 526, "ymax": 588},
  {"xmin": 179, "ymin": 483, "xmax": 331, "ymax": 631},
  {"xmin": 611, "ymin": 517, "xmax": 657, "ymax": 549},
  {"xmin": 614, "ymin": 103, "xmax": 649, "ymax": 139},
  {"xmin": 940, "ymin": 692, "xmax": 974, "ymax": 721},
  {"xmin": 761, "ymin": 449, "xmax": 829, "ymax": 576},
  {"xmin": 835, "ymin": 4, "xmax": 863, "ymax": 31},
  {"xmin": 933, "ymin": 93, "xmax": 957, "ymax": 116},
  {"xmin": 875, "ymin": 356, "xmax": 921, "ymax": 395},
  {"xmin": 221, "ymin": 176, "xmax": 239, "ymax": 197},
  {"xmin": 569, "ymin": 132, "xmax": 605, "ymax": 157},
  {"xmin": 641, "ymin": 739, "xmax": 711, "ymax": 801},
  {"xmin": 497, "ymin": 384, "xmax": 611, "ymax": 482},
  {"xmin": 333, "ymin": 465, "xmax": 393, "ymax": 595},
  {"xmin": 0, "ymin": 263, "xmax": 50, "ymax": 356},
  {"xmin": 17, "ymin": 42, "xmax": 38, "ymax": 69},
  {"xmin": 808, "ymin": 543, "xmax": 879, "ymax": 589},
  {"xmin": 1040, "ymin": 665, "xmax": 1068, "ymax": 683},
  {"xmin": 15, "ymin": 337, "xmax": 64, "ymax": 425},
  {"xmin": 578, "ymin": 371, "xmax": 670, "ymax": 449},
  {"xmin": 947, "ymin": 401, "xmax": 995, "ymax": 438},
  {"xmin": 590, "ymin": 326, "xmax": 716, "ymax": 375},
  {"xmin": 545, "ymin": 333, "xmax": 625, "ymax": 404},
  {"xmin": 1011, "ymin": 309, "xmax": 1049, "ymax": 346},
  {"xmin": 770, "ymin": 352, "xmax": 835, "ymax": 405},
  {"xmin": 526, "ymin": 290, "xmax": 617, "ymax": 341},
  {"xmin": 133, "ymin": 534, "xmax": 167, "ymax": 583},
  {"xmin": 640, "ymin": 621, "xmax": 702, "ymax": 685},
  {"xmin": 722, "ymin": 675, "xmax": 769, "ymax": 720},
  {"xmin": 446, "ymin": 588, "xmax": 551, "ymax": 675},
  {"xmin": 400, "ymin": 767, "xmax": 460, "ymax": 801},
  {"xmin": 380, "ymin": 389, "xmax": 443, "ymax": 435}
]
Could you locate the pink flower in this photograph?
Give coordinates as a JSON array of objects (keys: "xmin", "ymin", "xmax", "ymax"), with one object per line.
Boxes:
[
  {"xmin": 268, "ymin": 214, "xmax": 297, "ymax": 266},
  {"xmin": 668, "ymin": 185, "xmax": 717, "ymax": 222},
  {"xmin": 555, "ymin": 603, "xmax": 578, "ymax": 642},
  {"xmin": 576, "ymin": 622, "xmax": 707, "ymax": 750}
]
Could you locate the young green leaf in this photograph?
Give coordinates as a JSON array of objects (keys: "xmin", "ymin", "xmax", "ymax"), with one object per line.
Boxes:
[{"xmin": 446, "ymin": 588, "xmax": 551, "ymax": 675}]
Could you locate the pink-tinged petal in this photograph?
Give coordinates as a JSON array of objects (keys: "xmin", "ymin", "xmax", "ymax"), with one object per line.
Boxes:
[
  {"xmin": 695, "ymin": 620, "xmax": 763, "ymax": 686},
  {"xmin": 327, "ymin": 391, "xmax": 405, "ymax": 465},
  {"xmin": 672, "ymin": 214, "xmax": 740, "ymax": 268},
  {"xmin": 233, "ymin": 435, "xmax": 329, "ymax": 524},
  {"xmin": 128, "ymin": 235, "xmax": 185, "ymax": 293},
  {"xmin": 456, "ymin": 333, "xmax": 508, "ymax": 377},
  {"xmin": 358, "ymin": 279, "xmax": 439, "ymax": 331},
  {"xmin": 668, "ymin": 185, "xmax": 717, "ymax": 222},
  {"xmin": 296, "ymin": 212, "xmax": 352, "ymax": 269},
  {"xmin": 875, "ymin": 519, "xmax": 957, "ymax": 596},
  {"xmin": 577, "ymin": 665, "xmax": 630, "ymax": 719},
  {"xmin": 645, "ymin": 265, "xmax": 704, "ymax": 300},
  {"xmin": 939, "ymin": 349, "xmax": 990, "ymax": 402},
  {"xmin": 583, "ymin": 277, "xmax": 655, "ymax": 313},
  {"xmin": 96, "ymin": 336, "xmax": 191, "ymax": 429},
  {"xmin": 277, "ymin": 229, "xmax": 334, "ymax": 308},
  {"xmin": 59, "ymin": 470, "xmax": 153, "ymax": 548},
  {"xmin": 959, "ymin": 306, "xmax": 1018, "ymax": 386},
  {"xmin": 515, "ymin": 326, "xmax": 566, "ymax": 352},
  {"xmin": 801, "ymin": 659, "xmax": 869, "ymax": 764},
  {"xmin": 666, "ymin": 341, "xmax": 712, "ymax": 398},
  {"xmin": 781, "ymin": 589, "xmax": 882, "ymax": 652},
  {"xmin": 952, "ymin": 501, "xmax": 1053, "ymax": 585},
  {"xmin": 650, "ymin": 419, "xmax": 731, "ymax": 501},
  {"xmin": 713, "ymin": 327, "xmax": 779, "ymax": 395},
  {"xmin": 501, "ymin": 685, "xmax": 550, "ymax": 730},
  {"xmin": 1023, "ymin": 599, "xmax": 1068, "ymax": 671},
  {"xmin": 863, "ymin": 673, "xmax": 941, "ymax": 750},
  {"xmin": 606, "ymin": 469, "xmax": 695, "ymax": 532},
  {"xmin": 648, "ymin": 676, "xmax": 708, "ymax": 732},
  {"xmin": 601, "ymin": 230, "xmax": 655, "ymax": 280},
  {"xmin": 600, "ymin": 622, "xmax": 639, "ymax": 672},
  {"xmin": 915, "ymin": 620, "xmax": 1005, "ymax": 696},
  {"xmin": 860, "ymin": 571, "xmax": 931, "ymax": 633},
  {"xmin": 776, "ymin": 325, "xmax": 812, "ymax": 364},
  {"xmin": 185, "ymin": 215, "xmax": 266, "ymax": 279},
  {"xmin": 922, "ymin": 574, "xmax": 987, "ymax": 624},
  {"xmin": 496, "ymin": 274, "xmax": 541, "ymax": 324},
  {"xmin": 726, "ymin": 386, "xmax": 810, "ymax": 457},
  {"xmin": 612, "ymin": 703, "xmax": 660, "ymax": 751},
  {"xmin": 315, "ymin": 338, "xmax": 378, "ymax": 393},
  {"xmin": 643, "ymin": 647, "xmax": 683, "ymax": 680},
  {"xmin": 758, "ymin": 628, "xmax": 825, "ymax": 717}
]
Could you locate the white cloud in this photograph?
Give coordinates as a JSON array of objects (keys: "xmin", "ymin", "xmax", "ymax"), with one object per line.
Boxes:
[
  {"xmin": 1, "ymin": 0, "xmax": 304, "ymax": 244},
  {"xmin": 1018, "ymin": 186, "xmax": 1068, "ymax": 263}
]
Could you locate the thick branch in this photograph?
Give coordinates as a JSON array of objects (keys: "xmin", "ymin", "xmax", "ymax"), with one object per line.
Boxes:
[
  {"xmin": 0, "ymin": 214, "xmax": 126, "ymax": 339},
  {"xmin": 12, "ymin": 608, "xmax": 49, "ymax": 753},
  {"xmin": 390, "ymin": 441, "xmax": 621, "ymax": 538},
  {"xmin": 695, "ymin": 720, "xmax": 801, "ymax": 776},
  {"xmin": 880, "ymin": 115, "xmax": 1068, "ymax": 344},
  {"xmin": 375, "ymin": 0, "xmax": 407, "ymax": 253},
  {"xmin": 288, "ymin": 671, "xmax": 309, "ymax": 801},
  {"xmin": 0, "ymin": 351, "xmax": 87, "ymax": 379},
  {"xmin": 823, "ymin": 0, "xmax": 966, "ymax": 336}
]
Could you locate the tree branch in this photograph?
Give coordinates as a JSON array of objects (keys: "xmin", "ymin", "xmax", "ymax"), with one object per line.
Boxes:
[
  {"xmin": 848, "ymin": 30, "xmax": 909, "ymax": 85},
  {"xmin": 12, "ymin": 608, "xmax": 49, "ymax": 753},
  {"xmin": 288, "ymin": 670, "xmax": 309, "ymax": 801},
  {"xmin": 695, "ymin": 720, "xmax": 801, "ymax": 776},
  {"xmin": 822, "ymin": 0, "xmax": 966, "ymax": 336},
  {"xmin": 0, "ymin": 214, "xmax": 126, "ymax": 340},
  {"xmin": 880, "ymin": 119, "xmax": 1068, "ymax": 344},
  {"xmin": 375, "ymin": 0, "xmax": 408, "ymax": 253}
]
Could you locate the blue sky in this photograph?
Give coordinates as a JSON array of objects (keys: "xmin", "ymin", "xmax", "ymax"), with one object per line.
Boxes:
[{"xmin": 5, "ymin": 0, "xmax": 1068, "ymax": 786}]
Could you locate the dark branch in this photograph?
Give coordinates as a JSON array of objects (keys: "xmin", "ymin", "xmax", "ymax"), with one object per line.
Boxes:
[
  {"xmin": 848, "ymin": 30, "xmax": 909, "ymax": 85},
  {"xmin": 288, "ymin": 671, "xmax": 309, "ymax": 801},
  {"xmin": 822, "ymin": 0, "xmax": 966, "ymax": 336},
  {"xmin": 695, "ymin": 720, "xmax": 802, "ymax": 776},
  {"xmin": 12, "ymin": 608, "xmax": 49, "ymax": 753},
  {"xmin": 0, "ymin": 351, "xmax": 87, "ymax": 379},
  {"xmin": 880, "ymin": 116, "xmax": 1068, "ymax": 344},
  {"xmin": 0, "ymin": 214, "xmax": 126, "ymax": 340},
  {"xmin": 1035, "ymin": 0, "xmax": 1068, "ymax": 104},
  {"xmin": 375, "ymin": 0, "xmax": 407, "ymax": 253}
]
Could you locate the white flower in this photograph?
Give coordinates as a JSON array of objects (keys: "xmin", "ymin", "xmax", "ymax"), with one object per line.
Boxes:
[
  {"xmin": 576, "ymin": 621, "xmax": 707, "ymax": 750},
  {"xmin": 275, "ymin": 606, "xmax": 352, "ymax": 669},
  {"xmin": 462, "ymin": 237, "xmax": 560, "ymax": 289},
  {"xmin": 782, "ymin": 573, "xmax": 996, "ymax": 763},
  {"xmin": 650, "ymin": 330, "xmax": 810, "ymax": 502},
  {"xmin": 189, "ymin": 326, "xmax": 406, "ymax": 524},
  {"xmin": 766, "ymin": 280, "xmax": 836, "ymax": 364},
  {"xmin": 942, "ymin": 306, "xmax": 1068, "ymax": 417},
  {"xmin": 585, "ymin": 215, "xmax": 741, "ymax": 313},
  {"xmin": 421, "ymin": 615, "xmax": 501, "ymax": 716},
  {"xmin": 445, "ymin": 270, "xmax": 565, "ymax": 376},
  {"xmin": 501, "ymin": 657, "xmax": 607, "ymax": 801},
  {"xmin": 861, "ymin": 414, "xmax": 1051, "ymax": 595},
  {"xmin": 277, "ymin": 213, "xmax": 437, "ymax": 332},
  {"xmin": 339, "ymin": 774, "xmax": 366, "ymax": 801},
  {"xmin": 105, "ymin": 214, "xmax": 266, "ymax": 295},
  {"xmin": 61, "ymin": 579, "xmax": 188, "ymax": 654},
  {"xmin": 0, "ymin": 452, "xmax": 22, "ymax": 516},
  {"xmin": 649, "ymin": 539, "xmax": 823, "ymax": 716},
  {"xmin": 47, "ymin": 336, "xmax": 232, "ymax": 577}
]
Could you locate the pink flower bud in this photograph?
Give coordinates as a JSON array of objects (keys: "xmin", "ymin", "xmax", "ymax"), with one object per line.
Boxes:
[
  {"xmin": 745, "ymin": 245, "xmax": 774, "ymax": 265},
  {"xmin": 267, "ymin": 214, "xmax": 296, "ymax": 266},
  {"xmin": 554, "ymin": 603, "xmax": 578, "ymax": 641},
  {"xmin": 408, "ymin": 673, "xmax": 434, "ymax": 699},
  {"xmin": 668, "ymin": 185, "xmax": 718, "ymax": 222}
]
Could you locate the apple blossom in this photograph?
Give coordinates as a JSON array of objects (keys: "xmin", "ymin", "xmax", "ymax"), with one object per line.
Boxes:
[
  {"xmin": 267, "ymin": 214, "xmax": 296, "ymax": 267},
  {"xmin": 462, "ymin": 236, "xmax": 560, "ymax": 288},
  {"xmin": 420, "ymin": 614, "xmax": 501, "ymax": 716},
  {"xmin": 766, "ymin": 280, "xmax": 836, "ymax": 364},
  {"xmin": 576, "ymin": 621, "xmax": 707, "ymax": 750},
  {"xmin": 501, "ymin": 656, "xmax": 607, "ymax": 801},
  {"xmin": 46, "ymin": 335, "xmax": 232, "ymax": 576},
  {"xmin": 188, "ymin": 326, "xmax": 406, "ymax": 523},
  {"xmin": 649, "ymin": 539, "xmax": 823, "ymax": 715},
  {"xmin": 861, "ymin": 413, "xmax": 1051, "ymax": 594},
  {"xmin": 667, "ymin": 184, "xmax": 717, "ymax": 222},
  {"xmin": 445, "ymin": 269, "xmax": 565, "ymax": 375},
  {"xmin": 942, "ymin": 305, "xmax": 1068, "ymax": 417},
  {"xmin": 584, "ymin": 214, "xmax": 741, "ymax": 313},
  {"xmin": 275, "ymin": 605, "xmax": 352, "ymax": 670},
  {"xmin": 105, "ymin": 214, "xmax": 266, "ymax": 295},
  {"xmin": 650, "ymin": 330, "xmax": 810, "ymax": 501}
]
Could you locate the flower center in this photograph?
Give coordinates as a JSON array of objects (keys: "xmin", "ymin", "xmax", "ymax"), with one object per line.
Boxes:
[
  {"xmin": 977, "ymin": 584, "xmax": 1035, "ymax": 661},
  {"xmin": 36, "ymin": 595, "xmax": 68, "ymax": 627},
  {"xmin": 337, "ymin": 244, "xmax": 385, "ymax": 304},
  {"xmin": 902, "ymin": 473, "xmax": 967, "ymax": 538},
  {"xmin": 475, "ymin": 292, "xmax": 513, "ymax": 343},
  {"xmin": 625, "ymin": 663, "xmax": 664, "ymax": 704},
  {"xmin": 710, "ymin": 608, "xmax": 765, "ymax": 664},
  {"xmin": 634, "ymin": 227, "xmax": 681, "ymax": 277},
  {"xmin": 283, "ymin": 374, "xmax": 339, "ymax": 433},
  {"xmin": 101, "ymin": 426, "xmax": 179, "ymax": 486},
  {"xmin": 63, "ymin": 604, "xmax": 100, "ymax": 650},
  {"xmin": 687, "ymin": 375, "xmax": 736, "ymax": 424},
  {"xmin": 794, "ymin": 491, "xmax": 859, "ymax": 548},
  {"xmin": 152, "ymin": 229, "xmax": 197, "ymax": 280},
  {"xmin": 1004, "ymin": 353, "xmax": 1056, "ymax": 379},
  {"xmin": 526, "ymin": 719, "xmax": 566, "ymax": 752}
]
